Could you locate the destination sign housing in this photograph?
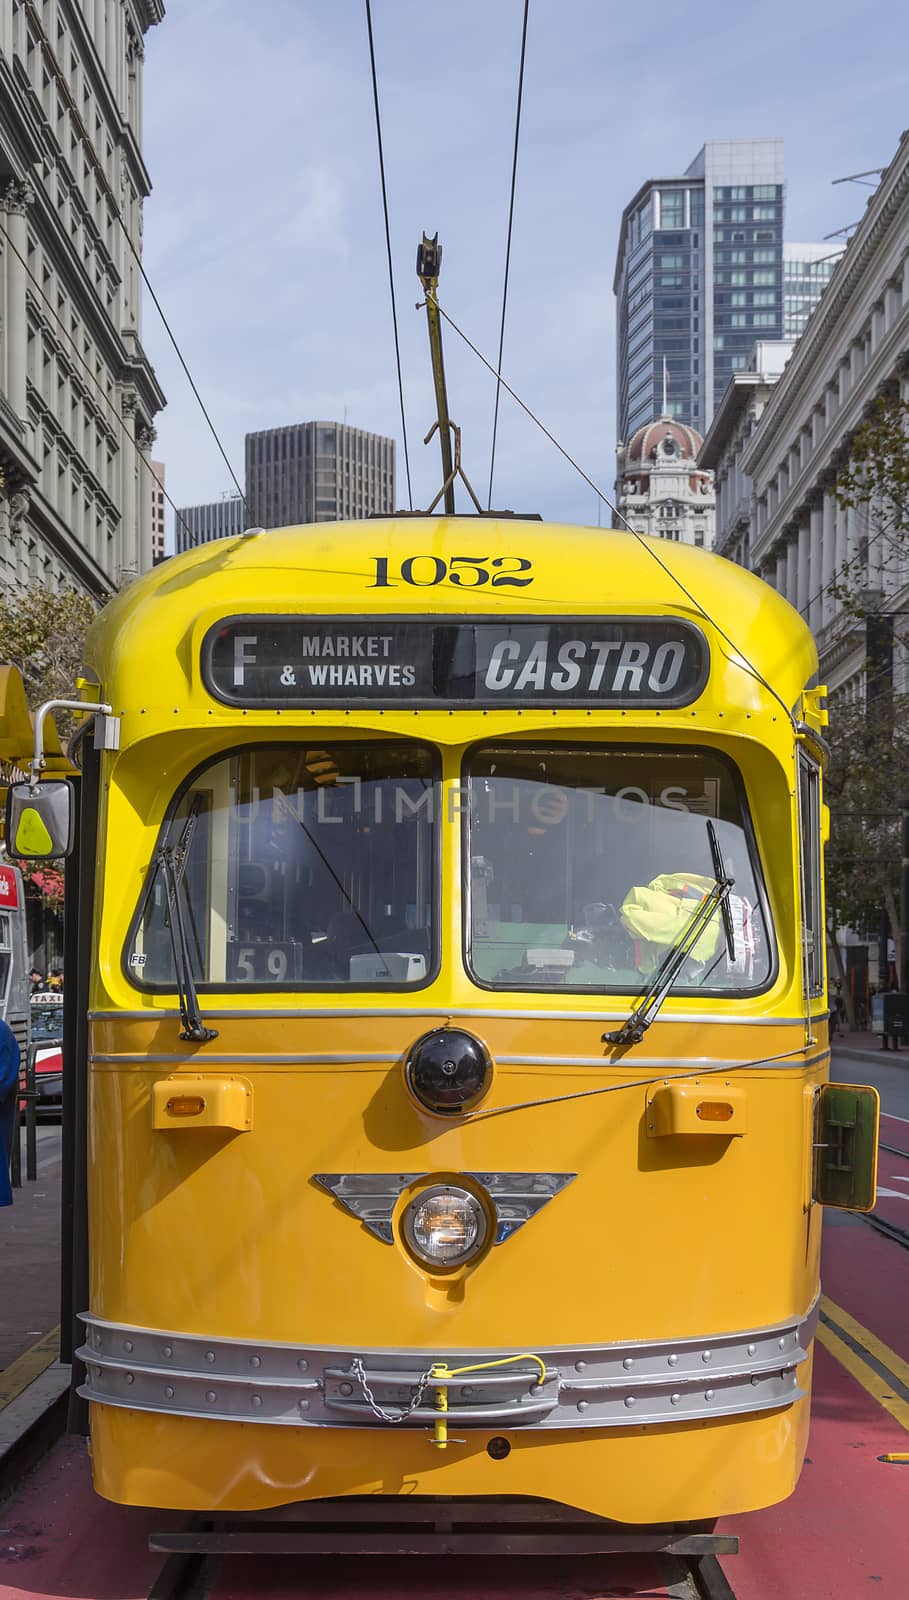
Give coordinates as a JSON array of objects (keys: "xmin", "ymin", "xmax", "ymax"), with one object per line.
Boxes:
[{"xmin": 202, "ymin": 617, "xmax": 708, "ymax": 709}]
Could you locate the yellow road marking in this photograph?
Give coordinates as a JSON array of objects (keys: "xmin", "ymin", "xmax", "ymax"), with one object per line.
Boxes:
[
  {"xmin": 816, "ymin": 1321, "xmax": 909, "ymax": 1434},
  {"xmin": 0, "ymin": 1325, "xmax": 60, "ymax": 1410},
  {"xmin": 820, "ymin": 1294, "xmax": 909, "ymax": 1392}
]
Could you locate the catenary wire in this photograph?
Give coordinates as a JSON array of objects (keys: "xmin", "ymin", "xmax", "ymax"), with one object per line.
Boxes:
[
  {"xmin": 0, "ymin": 217, "xmax": 194, "ymax": 553},
  {"xmin": 430, "ymin": 294, "xmax": 799, "ymax": 729},
  {"xmin": 364, "ymin": 0, "xmax": 413, "ymax": 511},
  {"xmin": 488, "ymin": 0, "xmax": 530, "ymax": 511},
  {"xmin": 21, "ymin": 0, "xmax": 248, "ymax": 517}
]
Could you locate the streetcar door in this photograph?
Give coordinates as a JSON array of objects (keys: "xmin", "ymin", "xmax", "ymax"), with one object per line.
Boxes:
[{"xmin": 814, "ymin": 1083, "xmax": 880, "ymax": 1212}]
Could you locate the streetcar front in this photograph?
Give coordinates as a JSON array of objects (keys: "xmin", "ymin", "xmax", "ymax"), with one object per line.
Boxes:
[{"xmin": 58, "ymin": 518, "xmax": 877, "ymax": 1522}]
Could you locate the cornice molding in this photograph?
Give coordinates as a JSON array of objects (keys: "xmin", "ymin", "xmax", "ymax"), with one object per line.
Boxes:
[{"xmin": 743, "ymin": 132, "xmax": 909, "ymax": 472}]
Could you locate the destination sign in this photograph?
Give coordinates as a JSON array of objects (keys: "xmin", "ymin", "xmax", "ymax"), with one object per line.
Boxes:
[{"xmin": 202, "ymin": 617, "xmax": 708, "ymax": 709}]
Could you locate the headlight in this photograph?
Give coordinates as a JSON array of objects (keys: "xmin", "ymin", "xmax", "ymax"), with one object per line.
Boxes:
[
  {"xmin": 404, "ymin": 1028, "xmax": 493, "ymax": 1115},
  {"xmin": 402, "ymin": 1185, "xmax": 488, "ymax": 1267}
]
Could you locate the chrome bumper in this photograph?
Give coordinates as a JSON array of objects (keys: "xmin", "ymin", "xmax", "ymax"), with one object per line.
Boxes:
[{"xmin": 77, "ymin": 1300, "xmax": 818, "ymax": 1431}]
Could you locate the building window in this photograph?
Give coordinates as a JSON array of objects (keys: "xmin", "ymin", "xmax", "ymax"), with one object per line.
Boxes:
[
  {"xmin": 753, "ymin": 291, "xmax": 776, "ymax": 306},
  {"xmin": 753, "ymin": 313, "xmax": 777, "ymax": 327},
  {"xmin": 752, "ymin": 206, "xmax": 778, "ymax": 221},
  {"xmin": 753, "ymin": 249, "xmax": 776, "ymax": 264},
  {"xmin": 658, "ymin": 254, "xmax": 684, "ymax": 269},
  {"xmin": 659, "ymin": 189, "xmax": 685, "ymax": 228},
  {"xmin": 753, "ymin": 185, "xmax": 779, "ymax": 200},
  {"xmin": 752, "ymin": 270, "xmax": 775, "ymax": 285}
]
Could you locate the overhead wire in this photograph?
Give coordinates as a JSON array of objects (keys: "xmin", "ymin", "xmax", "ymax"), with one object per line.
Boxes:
[
  {"xmin": 21, "ymin": 0, "xmax": 248, "ymax": 517},
  {"xmin": 488, "ymin": 0, "xmax": 530, "ymax": 510},
  {"xmin": 430, "ymin": 295, "xmax": 800, "ymax": 729},
  {"xmin": 364, "ymin": 0, "xmax": 413, "ymax": 511},
  {"xmin": 0, "ymin": 217, "xmax": 195, "ymax": 554}
]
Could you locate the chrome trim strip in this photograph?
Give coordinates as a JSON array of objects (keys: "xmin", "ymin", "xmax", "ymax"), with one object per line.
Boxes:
[
  {"xmin": 89, "ymin": 1008, "xmax": 810, "ymax": 1027},
  {"xmin": 77, "ymin": 1301, "xmax": 818, "ymax": 1432},
  {"xmin": 90, "ymin": 1050, "xmax": 827, "ymax": 1071},
  {"xmin": 91, "ymin": 1053, "xmax": 401, "ymax": 1066}
]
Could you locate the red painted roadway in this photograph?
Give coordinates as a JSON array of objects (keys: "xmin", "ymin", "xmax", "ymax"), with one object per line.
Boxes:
[{"xmin": 1, "ymin": 1199, "xmax": 906, "ymax": 1597}]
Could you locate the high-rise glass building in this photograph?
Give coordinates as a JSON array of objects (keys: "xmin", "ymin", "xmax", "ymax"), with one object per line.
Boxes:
[
  {"xmin": 614, "ymin": 140, "xmax": 786, "ymax": 444},
  {"xmin": 245, "ymin": 422, "xmax": 395, "ymax": 529},
  {"xmin": 783, "ymin": 244, "xmax": 838, "ymax": 340}
]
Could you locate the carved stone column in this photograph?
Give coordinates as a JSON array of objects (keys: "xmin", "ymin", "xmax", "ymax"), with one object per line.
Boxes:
[
  {"xmin": 797, "ymin": 519, "xmax": 811, "ymax": 618},
  {"xmin": 808, "ymin": 494, "xmax": 823, "ymax": 633},
  {"xmin": 0, "ymin": 179, "xmax": 35, "ymax": 424},
  {"xmin": 135, "ymin": 420, "xmax": 156, "ymax": 574},
  {"xmin": 785, "ymin": 532, "xmax": 798, "ymax": 608},
  {"xmin": 821, "ymin": 480, "xmax": 837, "ymax": 627},
  {"xmin": 119, "ymin": 390, "xmax": 139, "ymax": 580}
]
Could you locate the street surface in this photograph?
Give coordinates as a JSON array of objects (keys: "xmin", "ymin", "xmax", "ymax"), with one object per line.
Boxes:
[{"xmin": 0, "ymin": 1051, "xmax": 906, "ymax": 1597}]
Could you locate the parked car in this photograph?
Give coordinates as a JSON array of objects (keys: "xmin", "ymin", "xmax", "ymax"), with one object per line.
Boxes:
[{"xmin": 21, "ymin": 994, "xmax": 64, "ymax": 1118}]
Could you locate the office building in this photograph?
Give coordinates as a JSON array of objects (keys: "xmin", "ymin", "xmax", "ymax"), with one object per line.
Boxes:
[
  {"xmin": 174, "ymin": 494, "xmax": 245, "ymax": 554},
  {"xmin": 245, "ymin": 422, "xmax": 395, "ymax": 529},
  {"xmin": 783, "ymin": 244, "xmax": 839, "ymax": 340},
  {"xmin": 151, "ymin": 461, "xmax": 166, "ymax": 564},
  {"xmin": 616, "ymin": 415, "xmax": 715, "ymax": 548},
  {"xmin": 615, "ymin": 140, "xmax": 786, "ymax": 447},
  {"xmin": 0, "ymin": 0, "xmax": 165, "ymax": 599}
]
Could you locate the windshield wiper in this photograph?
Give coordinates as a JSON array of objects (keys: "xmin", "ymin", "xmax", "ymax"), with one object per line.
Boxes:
[
  {"xmin": 156, "ymin": 800, "xmax": 218, "ymax": 1043},
  {"xmin": 603, "ymin": 820, "xmax": 735, "ymax": 1049}
]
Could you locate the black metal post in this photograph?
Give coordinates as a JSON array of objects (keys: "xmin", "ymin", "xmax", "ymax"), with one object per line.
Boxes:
[
  {"xmin": 879, "ymin": 898, "xmax": 889, "ymax": 989},
  {"xmin": 24, "ymin": 1041, "xmax": 37, "ymax": 1182},
  {"xmin": 901, "ymin": 797, "xmax": 909, "ymax": 1041}
]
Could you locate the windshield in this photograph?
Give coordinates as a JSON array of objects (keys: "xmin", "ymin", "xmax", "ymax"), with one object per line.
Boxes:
[
  {"xmin": 127, "ymin": 742, "xmax": 438, "ymax": 989},
  {"xmin": 30, "ymin": 1005, "xmax": 64, "ymax": 1041},
  {"xmin": 464, "ymin": 745, "xmax": 772, "ymax": 993}
]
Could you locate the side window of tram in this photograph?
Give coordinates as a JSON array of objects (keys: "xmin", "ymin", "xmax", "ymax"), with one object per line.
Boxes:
[
  {"xmin": 128, "ymin": 743, "xmax": 437, "ymax": 988},
  {"xmin": 798, "ymin": 753, "xmax": 824, "ymax": 997}
]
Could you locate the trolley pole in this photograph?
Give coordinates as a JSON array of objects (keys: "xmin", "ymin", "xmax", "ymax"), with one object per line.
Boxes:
[{"xmin": 417, "ymin": 233, "xmax": 455, "ymax": 514}]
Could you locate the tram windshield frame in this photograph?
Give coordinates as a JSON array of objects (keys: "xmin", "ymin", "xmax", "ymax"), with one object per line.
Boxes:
[
  {"xmin": 124, "ymin": 740, "xmax": 440, "ymax": 994},
  {"xmin": 462, "ymin": 742, "xmax": 776, "ymax": 998}
]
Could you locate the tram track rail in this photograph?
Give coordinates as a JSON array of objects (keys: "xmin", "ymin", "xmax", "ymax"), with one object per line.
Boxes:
[{"xmin": 144, "ymin": 1510, "xmax": 739, "ymax": 1600}]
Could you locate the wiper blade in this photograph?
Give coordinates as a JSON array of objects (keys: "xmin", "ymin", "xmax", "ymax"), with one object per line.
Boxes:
[
  {"xmin": 603, "ymin": 822, "xmax": 735, "ymax": 1049},
  {"xmin": 157, "ymin": 800, "xmax": 218, "ymax": 1043}
]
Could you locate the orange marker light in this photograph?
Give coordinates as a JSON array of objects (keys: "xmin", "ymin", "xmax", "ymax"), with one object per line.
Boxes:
[
  {"xmin": 696, "ymin": 1101, "xmax": 734, "ymax": 1122},
  {"xmin": 165, "ymin": 1095, "xmax": 206, "ymax": 1117}
]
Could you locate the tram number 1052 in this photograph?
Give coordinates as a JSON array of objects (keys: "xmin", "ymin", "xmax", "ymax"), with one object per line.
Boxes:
[
  {"xmin": 368, "ymin": 555, "xmax": 533, "ymax": 589},
  {"xmin": 228, "ymin": 943, "xmax": 295, "ymax": 983}
]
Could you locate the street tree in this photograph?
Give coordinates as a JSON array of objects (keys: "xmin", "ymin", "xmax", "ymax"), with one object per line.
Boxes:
[
  {"xmin": 0, "ymin": 583, "xmax": 97, "ymax": 734},
  {"xmin": 832, "ymin": 391, "xmax": 909, "ymax": 629},
  {"xmin": 824, "ymin": 687, "xmax": 909, "ymax": 1017}
]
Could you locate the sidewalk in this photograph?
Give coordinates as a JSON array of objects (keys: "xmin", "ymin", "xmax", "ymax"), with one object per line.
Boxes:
[
  {"xmin": 831, "ymin": 1028, "xmax": 909, "ymax": 1064},
  {"xmin": 0, "ymin": 1127, "xmax": 62, "ymax": 1374}
]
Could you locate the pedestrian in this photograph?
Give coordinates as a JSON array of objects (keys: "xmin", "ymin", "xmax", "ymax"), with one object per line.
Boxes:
[
  {"xmin": 29, "ymin": 967, "xmax": 45, "ymax": 993},
  {"xmin": 828, "ymin": 985, "xmax": 840, "ymax": 1039},
  {"xmin": 1, "ymin": 1015, "xmax": 21, "ymax": 1208},
  {"xmin": 880, "ymin": 980, "xmax": 901, "ymax": 1052}
]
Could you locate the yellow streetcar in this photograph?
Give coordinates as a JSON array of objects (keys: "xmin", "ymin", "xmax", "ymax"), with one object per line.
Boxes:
[{"xmin": 3, "ymin": 511, "xmax": 880, "ymax": 1527}]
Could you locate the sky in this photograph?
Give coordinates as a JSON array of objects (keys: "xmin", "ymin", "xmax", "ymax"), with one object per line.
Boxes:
[{"xmin": 141, "ymin": 0, "xmax": 907, "ymax": 543}]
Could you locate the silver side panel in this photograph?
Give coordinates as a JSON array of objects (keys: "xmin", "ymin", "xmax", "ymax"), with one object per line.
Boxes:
[{"xmin": 77, "ymin": 1301, "xmax": 818, "ymax": 1432}]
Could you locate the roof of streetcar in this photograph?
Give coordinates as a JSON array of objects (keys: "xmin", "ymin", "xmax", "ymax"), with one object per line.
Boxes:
[{"xmin": 84, "ymin": 517, "xmax": 817, "ymax": 714}]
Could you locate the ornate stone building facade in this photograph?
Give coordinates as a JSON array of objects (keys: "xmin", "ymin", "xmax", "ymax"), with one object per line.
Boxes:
[
  {"xmin": 698, "ymin": 340, "xmax": 793, "ymax": 569},
  {"xmin": 615, "ymin": 416, "xmax": 715, "ymax": 548},
  {"xmin": 741, "ymin": 128, "xmax": 909, "ymax": 699},
  {"xmin": 0, "ymin": 0, "xmax": 165, "ymax": 600}
]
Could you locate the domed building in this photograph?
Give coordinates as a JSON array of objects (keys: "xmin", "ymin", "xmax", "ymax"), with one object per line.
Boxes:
[{"xmin": 615, "ymin": 415, "xmax": 716, "ymax": 549}]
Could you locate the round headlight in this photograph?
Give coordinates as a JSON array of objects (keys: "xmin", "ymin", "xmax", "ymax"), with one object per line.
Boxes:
[
  {"xmin": 404, "ymin": 1028, "xmax": 493, "ymax": 1115},
  {"xmin": 402, "ymin": 1185, "xmax": 488, "ymax": 1267}
]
